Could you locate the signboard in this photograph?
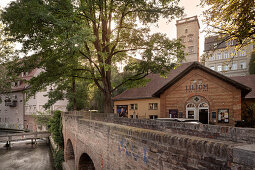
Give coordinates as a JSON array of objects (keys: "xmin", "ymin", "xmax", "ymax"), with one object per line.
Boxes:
[
  {"xmin": 185, "ymin": 84, "xmax": 208, "ymax": 92},
  {"xmin": 218, "ymin": 109, "xmax": 229, "ymax": 123}
]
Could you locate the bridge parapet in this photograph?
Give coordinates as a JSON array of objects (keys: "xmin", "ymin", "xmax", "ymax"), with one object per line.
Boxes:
[
  {"xmin": 62, "ymin": 111, "xmax": 255, "ymax": 144},
  {"xmin": 62, "ymin": 112, "xmax": 255, "ymax": 169}
]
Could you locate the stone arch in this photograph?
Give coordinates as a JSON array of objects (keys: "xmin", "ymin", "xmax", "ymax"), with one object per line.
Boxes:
[
  {"xmin": 184, "ymin": 95, "xmax": 210, "ymax": 123},
  {"xmin": 78, "ymin": 153, "xmax": 95, "ymax": 170},
  {"xmin": 66, "ymin": 139, "xmax": 75, "ymax": 168}
]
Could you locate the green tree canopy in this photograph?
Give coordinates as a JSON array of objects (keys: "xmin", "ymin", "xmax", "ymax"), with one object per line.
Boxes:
[
  {"xmin": 0, "ymin": 20, "xmax": 15, "ymax": 93},
  {"xmin": 1, "ymin": 0, "xmax": 184, "ymax": 112},
  {"xmin": 201, "ymin": 0, "xmax": 255, "ymax": 46}
]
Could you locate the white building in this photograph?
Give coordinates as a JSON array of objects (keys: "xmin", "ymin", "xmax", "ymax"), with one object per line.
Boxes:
[
  {"xmin": 204, "ymin": 35, "xmax": 254, "ymax": 77},
  {"xmin": 0, "ymin": 68, "xmax": 68, "ymax": 131}
]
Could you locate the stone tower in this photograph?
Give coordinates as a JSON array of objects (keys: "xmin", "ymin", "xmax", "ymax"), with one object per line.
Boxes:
[{"xmin": 176, "ymin": 16, "xmax": 200, "ymax": 63}]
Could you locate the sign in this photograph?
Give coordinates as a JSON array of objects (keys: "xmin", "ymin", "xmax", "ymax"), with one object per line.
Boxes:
[
  {"xmin": 218, "ymin": 109, "xmax": 229, "ymax": 123},
  {"xmin": 185, "ymin": 84, "xmax": 208, "ymax": 92}
]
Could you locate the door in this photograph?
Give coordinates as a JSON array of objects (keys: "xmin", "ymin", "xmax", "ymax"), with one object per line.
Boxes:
[{"xmin": 199, "ymin": 109, "xmax": 208, "ymax": 124}]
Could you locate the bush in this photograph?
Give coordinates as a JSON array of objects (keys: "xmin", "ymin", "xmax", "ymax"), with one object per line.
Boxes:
[
  {"xmin": 48, "ymin": 110, "xmax": 64, "ymax": 148},
  {"xmin": 53, "ymin": 149, "xmax": 64, "ymax": 170}
]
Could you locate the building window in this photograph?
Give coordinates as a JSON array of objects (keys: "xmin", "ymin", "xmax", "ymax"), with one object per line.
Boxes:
[
  {"xmin": 188, "ymin": 35, "xmax": 193, "ymax": 42},
  {"xmin": 223, "ymin": 65, "xmax": 229, "ymax": 71},
  {"xmin": 209, "ymin": 55, "xmax": 215, "ymax": 61},
  {"xmin": 210, "ymin": 66, "xmax": 215, "ymax": 70},
  {"xmin": 231, "ymin": 63, "xmax": 237, "ymax": 70},
  {"xmin": 149, "ymin": 103, "xmax": 158, "ymax": 110},
  {"xmin": 217, "ymin": 53, "xmax": 222, "ymax": 60},
  {"xmin": 130, "ymin": 104, "xmax": 138, "ymax": 110},
  {"xmin": 130, "ymin": 115, "xmax": 138, "ymax": 119},
  {"xmin": 149, "ymin": 115, "xmax": 158, "ymax": 119},
  {"xmin": 240, "ymin": 62, "xmax": 246, "ymax": 69},
  {"xmin": 240, "ymin": 50, "xmax": 246, "ymax": 56},
  {"xmin": 224, "ymin": 52, "xmax": 229, "ymax": 59},
  {"xmin": 188, "ymin": 46, "xmax": 194, "ymax": 53},
  {"xmin": 185, "ymin": 29, "xmax": 188, "ymax": 33},
  {"xmin": 217, "ymin": 65, "xmax": 222, "ymax": 71},
  {"xmin": 180, "ymin": 36, "xmax": 186, "ymax": 43},
  {"xmin": 231, "ymin": 50, "xmax": 237, "ymax": 57}
]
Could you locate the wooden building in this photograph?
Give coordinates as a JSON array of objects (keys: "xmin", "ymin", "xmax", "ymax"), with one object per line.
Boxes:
[{"xmin": 113, "ymin": 62, "xmax": 255, "ymax": 126}]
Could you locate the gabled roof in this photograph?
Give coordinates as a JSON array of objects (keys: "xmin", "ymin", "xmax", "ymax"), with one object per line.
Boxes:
[
  {"xmin": 11, "ymin": 68, "xmax": 39, "ymax": 92},
  {"xmin": 113, "ymin": 62, "xmax": 253, "ymax": 101},
  {"xmin": 112, "ymin": 62, "xmax": 194, "ymax": 101},
  {"xmin": 231, "ymin": 75, "xmax": 255, "ymax": 99},
  {"xmin": 153, "ymin": 62, "xmax": 251, "ymax": 97}
]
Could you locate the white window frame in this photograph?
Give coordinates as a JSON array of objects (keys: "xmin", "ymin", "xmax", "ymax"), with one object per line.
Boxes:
[
  {"xmin": 232, "ymin": 63, "xmax": 237, "ymax": 70},
  {"xmin": 217, "ymin": 65, "xmax": 222, "ymax": 71},
  {"xmin": 217, "ymin": 53, "xmax": 222, "ymax": 60},
  {"xmin": 240, "ymin": 62, "xmax": 246, "ymax": 69},
  {"xmin": 224, "ymin": 52, "xmax": 229, "ymax": 59}
]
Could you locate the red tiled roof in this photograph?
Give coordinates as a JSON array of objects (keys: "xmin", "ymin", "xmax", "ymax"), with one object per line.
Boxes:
[
  {"xmin": 11, "ymin": 69, "xmax": 39, "ymax": 92},
  {"xmin": 112, "ymin": 62, "xmax": 193, "ymax": 100},
  {"xmin": 113, "ymin": 62, "xmax": 253, "ymax": 101},
  {"xmin": 231, "ymin": 74, "xmax": 255, "ymax": 99}
]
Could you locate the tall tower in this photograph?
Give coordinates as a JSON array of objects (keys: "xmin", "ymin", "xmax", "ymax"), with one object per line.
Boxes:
[{"xmin": 176, "ymin": 16, "xmax": 200, "ymax": 63}]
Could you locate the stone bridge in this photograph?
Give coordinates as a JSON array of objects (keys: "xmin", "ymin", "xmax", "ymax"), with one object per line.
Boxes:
[{"xmin": 62, "ymin": 112, "xmax": 255, "ymax": 170}]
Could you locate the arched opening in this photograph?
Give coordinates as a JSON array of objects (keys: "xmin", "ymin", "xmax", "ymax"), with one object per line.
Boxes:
[
  {"xmin": 198, "ymin": 102, "xmax": 209, "ymax": 124},
  {"xmin": 66, "ymin": 139, "xmax": 75, "ymax": 168},
  {"xmin": 79, "ymin": 153, "xmax": 95, "ymax": 170},
  {"xmin": 186, "ymin": 103, "xmax": 196, "ymax": 119},
  {"xmin": 185, "ymin": 96, "xmax": 210, "ymax": 124}
]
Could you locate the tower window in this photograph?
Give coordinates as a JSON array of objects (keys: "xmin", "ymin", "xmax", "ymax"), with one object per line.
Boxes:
[
  {"xmin": 185, "ymin": 29, "xmax": 188, "ymax": 33},
  {"xmin": 188, "ymin": 46, "xmax": 194, "ymax": 53}
]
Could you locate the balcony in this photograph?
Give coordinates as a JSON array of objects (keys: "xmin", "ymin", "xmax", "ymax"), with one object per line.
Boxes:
[{"xmin": 5, "ymin": 99, "xmax": 17, "ymax": 107}]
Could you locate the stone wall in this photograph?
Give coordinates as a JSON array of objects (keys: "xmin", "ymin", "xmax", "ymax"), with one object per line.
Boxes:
[{"xmin": 62, "ymin": 112, "xmax": 255, "ymax": 169}]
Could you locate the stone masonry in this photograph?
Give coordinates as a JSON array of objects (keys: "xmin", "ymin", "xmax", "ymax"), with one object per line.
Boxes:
[{"xmin": 62, "ymin": 112, "xmax": 255, "ymax": 170}]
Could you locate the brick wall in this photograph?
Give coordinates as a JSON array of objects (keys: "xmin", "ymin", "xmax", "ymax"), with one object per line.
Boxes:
[
  {"xmin": 62, "ymin": 113, "xmax": 255, "ymax": 169},
  {"xmin": 160, "ymin": 68, "xmax": 242, "ymax": 126}
]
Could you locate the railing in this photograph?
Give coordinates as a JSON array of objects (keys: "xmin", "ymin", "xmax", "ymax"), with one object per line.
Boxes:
[
  {"xmin": 0, "ymin": 131, "xmax": 50, "ymax": 143},
  {"xmin": 63, "ymin": 111, "xmax": 255, "ymax": 144}
]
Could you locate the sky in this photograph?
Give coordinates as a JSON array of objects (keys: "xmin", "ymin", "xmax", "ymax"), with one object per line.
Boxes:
[{"xmin": 0, "ymin": 0, "xmax": 207, "ymax": 56}]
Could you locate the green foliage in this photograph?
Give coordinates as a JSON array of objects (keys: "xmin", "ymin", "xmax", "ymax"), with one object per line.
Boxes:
[
  {"xmin": 0, "ymin": 20, "xmax": 16, "ymax": 93},
  {"xmin": 53, "ymin": 149, "xmax": 64, "ymax": 170},
  {"xmin": 66, "ymin": 79, "xmax": 90, "ymax": 111},
  {"xmin": 32, "ymin": 111, "xmax": 51, "ymax": 127},
  {"xmin": 201, "ymin": 0, "xmax": 255, "ymax": 46},
  {"xmin": 2, "ymin": 0, "xmax": 184, "ymax": 112},
  {"xmin": 48, "ymin": 110, "xmax": 64, "ymax": 148},
  {"xmin": 249, "ymin": 52, "xmax": 255, "ymax": 74}
]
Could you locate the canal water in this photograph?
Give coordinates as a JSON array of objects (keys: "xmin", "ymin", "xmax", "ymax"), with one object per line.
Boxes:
[{"xmin": 0, "ymin": 139, "xmax": 55, "ymax": 170}]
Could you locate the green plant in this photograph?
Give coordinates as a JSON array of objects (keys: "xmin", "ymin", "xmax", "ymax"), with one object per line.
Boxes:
[
  {"xmin": 48, "ymin": 110, "xmax": 64, "ymax": 148},
  {"xmin": 53, "ymin": 149, "xmax": 64, "ymax": 170},
  {"xmin": 32, "ymin": 111, "xmax": 51, "ymax": 128}
]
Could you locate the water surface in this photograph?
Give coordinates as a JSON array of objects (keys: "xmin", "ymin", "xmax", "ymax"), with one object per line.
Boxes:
[{"xmin": 0, "ymin": 140, "xmax": 54, "ymax": 170}]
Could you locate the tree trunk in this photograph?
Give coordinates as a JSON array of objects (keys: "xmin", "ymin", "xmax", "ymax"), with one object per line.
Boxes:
[{"xmin": 104, "ymin": 90, "xmax": 113, "ymax": 113}]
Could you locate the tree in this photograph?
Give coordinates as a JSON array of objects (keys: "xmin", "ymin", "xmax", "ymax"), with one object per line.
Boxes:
[
  {"xmin": 249, "ymin": 52, "xmax": 255, "ymax": 74},
  {"xmin": 0, "ymin": 20, "xmax": 15, "ymax": 94},
  {"xmin": 201, "ymin": 0, "xmax": 255, "ymax": 46},
  {"xmin": 1, "ymin": 0, "xmax": 185, "ymax": 112}
]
